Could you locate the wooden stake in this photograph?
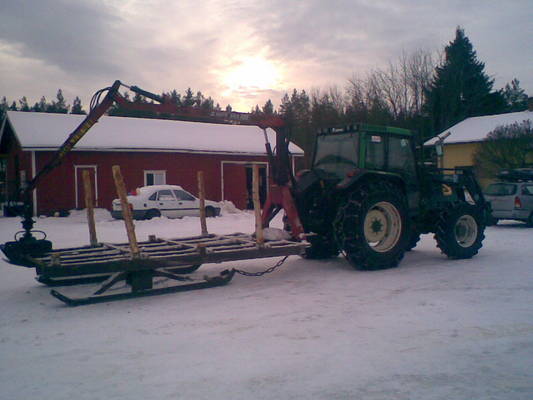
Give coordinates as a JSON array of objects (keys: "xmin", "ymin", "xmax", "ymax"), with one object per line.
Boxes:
[
  {"xmin": 112, "ymin": 165, "xmax": 140, "ymax": 258},
  {"xmin": 82, "ymin": 170, "xmax": 98, "ymax": 247},
  {"xmin": 253, "ymin": 164, "xmax": 264, "ymax": 246},
  {"xmin": 197, "ymin": 171, "xmax": 208, "ymax": 236}
]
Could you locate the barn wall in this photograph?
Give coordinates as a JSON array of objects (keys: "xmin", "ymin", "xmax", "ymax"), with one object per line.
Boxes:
[
  {"xmin": 31, "ymin": 150, "xmax": 286, "ymax": 215},
  {"xmin": 0, "ymin": 121, "xmax": 28, "ymax": 204}
]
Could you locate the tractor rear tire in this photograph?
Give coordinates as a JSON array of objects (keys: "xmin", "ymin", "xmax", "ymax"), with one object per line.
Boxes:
[
  {"xmin": 434, "ymin": 203, "xmax": 485, "ymax": 259},
  {"xmin": 334, "ymin": 182, "xmax": 409, "ymax": 270},
  {"xmin": 302, "ymin": 234, "xmax": 339, "ymax": 259},
  {"xmin": 406, "ymin": 229, "xmax": 421, "ymax": 251}
]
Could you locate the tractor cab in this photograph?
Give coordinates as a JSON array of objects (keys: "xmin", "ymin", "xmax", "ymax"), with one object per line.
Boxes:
[{"xmin": 312, "ymin": 124, "xmax": 417, "ymax": 180}]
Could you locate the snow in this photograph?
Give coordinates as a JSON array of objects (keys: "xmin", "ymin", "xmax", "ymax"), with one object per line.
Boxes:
[
  {"xmin": 425, "ymin": 110, "xmax": 532, "ymax": 145},
  {"xmin": 5, "ymin": 111, "xmax": 303, "ymax": 155},
  {"xmin": 0, "ymin": 210, "xmax": 532, "ymax": 399}
]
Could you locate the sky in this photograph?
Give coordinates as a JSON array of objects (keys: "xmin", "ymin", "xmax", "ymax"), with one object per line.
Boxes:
[{"xmin": 1, "ymin": 0, "xmax": 532, "ymax": 112}]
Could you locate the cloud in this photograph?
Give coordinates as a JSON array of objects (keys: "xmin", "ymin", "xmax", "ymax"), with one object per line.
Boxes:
[
  {"xmin": 0, "ymin": 1, "xmax": 122, "ymax": 77},
  {"xmin": 0, "ymin": 0, "xmax": 531, "ymax": 111}
]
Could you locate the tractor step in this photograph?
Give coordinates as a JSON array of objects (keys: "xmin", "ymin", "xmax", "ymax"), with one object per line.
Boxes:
[{"xmin": 50, "ymin": 269, "xmax": 235, "ymax": 306}]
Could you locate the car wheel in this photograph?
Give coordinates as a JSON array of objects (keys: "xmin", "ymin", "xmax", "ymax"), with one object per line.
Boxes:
[
  {"xmin": 526, "ymin": 212, "xmax": 533, "ymax": 227},
  {"xmin": 144, "ymin": 209, "xmax": 161, "ymax": 220},
  {"xmin": 205, "ymin": 207, "xmax": 216, "ymax": 217}
]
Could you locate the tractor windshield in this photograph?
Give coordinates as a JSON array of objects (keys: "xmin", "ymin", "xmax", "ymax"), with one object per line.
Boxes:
[{"xmin": 313, "ymin": 133, "xmax": 359, "ymax": 178}]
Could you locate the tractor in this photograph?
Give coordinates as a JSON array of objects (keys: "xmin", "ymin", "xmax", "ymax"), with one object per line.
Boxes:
[{"xmin": 289, "ymin": 123, "xmax": 490, "ymax": 270}]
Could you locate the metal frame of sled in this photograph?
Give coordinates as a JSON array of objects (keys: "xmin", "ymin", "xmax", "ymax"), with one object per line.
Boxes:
[{"xmin": 14, "ymin": 233, "xmax": 307, "ymax": 305}]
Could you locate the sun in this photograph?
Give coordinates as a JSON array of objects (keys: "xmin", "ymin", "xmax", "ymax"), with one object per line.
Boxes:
[{"xmin": 222, "ymin": 56, "xmax": 281, "ymax": 94}]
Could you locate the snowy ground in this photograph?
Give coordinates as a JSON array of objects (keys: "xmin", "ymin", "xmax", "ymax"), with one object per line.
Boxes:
[{"xmin": 0, "ymin": 208, "xmax": 532, "ymax": 400}]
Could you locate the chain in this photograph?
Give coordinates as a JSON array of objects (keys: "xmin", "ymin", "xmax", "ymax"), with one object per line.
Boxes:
[{"xmin": 232, "ymin": 256, "xmax": 289, "ymax": 277}]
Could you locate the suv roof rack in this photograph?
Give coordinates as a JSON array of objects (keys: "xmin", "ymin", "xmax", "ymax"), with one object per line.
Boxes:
[{"xmin": 498, "ymin": 168, "xmax": 533, "ymax": 182}]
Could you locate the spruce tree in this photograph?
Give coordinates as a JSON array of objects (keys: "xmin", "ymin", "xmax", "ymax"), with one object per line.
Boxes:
[
  {"xmin": 424, "ymin": 27, "xmax": 505, "ymax": 134},
  {"xmin": 32, "ymin": 96, "xmax": 47, "ymax": 112},
  {"xmin": 183, "ymin": 88, "xmax": 195, "ymax": 107},
  {"xmin": 18, "ymin": 96, "xmax": 30, "ymax": 111},
  {"xmin": 501, "ymin": 79, "xmax": 528, "ymax": 112},
  {"xmin": 71, "ymin": 96, "xmax": 86, "ymax": 114},
  {"xmin": 0, "ymin": 97, "xmax": 8, "ymax": 119},
  {"xmin": 48, "ymin": 89, "xmax": 69, "ymax": 113},
  {"xmin": 262, "ymin": 99, "xmax": 274, "ymax": 116}
]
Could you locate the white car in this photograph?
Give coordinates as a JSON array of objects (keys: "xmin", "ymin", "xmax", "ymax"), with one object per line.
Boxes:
[{"xmin": 111, "ymin": 185, "xmax": 221, "ymax": 220}]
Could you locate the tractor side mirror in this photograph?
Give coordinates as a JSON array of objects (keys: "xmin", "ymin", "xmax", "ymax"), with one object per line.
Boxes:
[{"xmin": 435, "ymin": 143, "xmax": 443, "ymax": 157}]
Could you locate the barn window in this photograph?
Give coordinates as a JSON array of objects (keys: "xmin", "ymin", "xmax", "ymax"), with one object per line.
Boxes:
[{"xmin": 144, "ymin": 170, "xmax": 166, "ymax": 186}]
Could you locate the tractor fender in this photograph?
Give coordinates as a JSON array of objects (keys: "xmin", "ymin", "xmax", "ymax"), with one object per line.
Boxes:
[
  {"xmin": 336, "ymin": 169, "xmax": 406, "ymax": 194},
  {"xmin": 294, "ymin": 169, "xmax": 330, "ymax": 195}
]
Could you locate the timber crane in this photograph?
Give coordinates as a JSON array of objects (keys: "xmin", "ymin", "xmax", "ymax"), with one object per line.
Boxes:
[{"xmin": 3, "ymin": 81, "xmax": 304, "ymax": 262}]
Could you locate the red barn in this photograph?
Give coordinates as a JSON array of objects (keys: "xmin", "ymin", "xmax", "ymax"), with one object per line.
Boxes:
[{"xmin": 0, "ymin": 111, "xmax": 303, "ymax": 216}]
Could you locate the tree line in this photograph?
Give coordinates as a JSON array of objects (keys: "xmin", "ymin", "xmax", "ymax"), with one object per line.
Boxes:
[
  {"xmin": 1, "ymin": 89, "xmax": 86, "ymax": 115},
  {"xmin": 1, "ymin": 27, "xmax": 529, "ymax": 157}
]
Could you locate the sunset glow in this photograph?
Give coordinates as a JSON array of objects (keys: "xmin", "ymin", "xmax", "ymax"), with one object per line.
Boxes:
[{"xmin": 223, "ymin": 56, "xmax": 281, "ymax": 93}]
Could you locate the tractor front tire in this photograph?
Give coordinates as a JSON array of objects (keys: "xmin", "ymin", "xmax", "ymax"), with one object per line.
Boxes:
[
  {"xmin": 434, "ymin": 203, "xmax": 485, "ymax": 259},
  {"xmin": 334, "ymin": 182, "xmax": 409, "ymax": 270}
]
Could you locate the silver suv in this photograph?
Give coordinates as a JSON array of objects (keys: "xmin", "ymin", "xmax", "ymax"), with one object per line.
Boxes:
[{"xmin": 484, "ymin": 180, "xmax": 533, "ymax": 226}]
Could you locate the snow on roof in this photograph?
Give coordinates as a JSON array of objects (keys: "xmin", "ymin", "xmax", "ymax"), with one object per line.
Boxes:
[
  {"xmin": 4, "ymin": 111, "xmax": 303, "ymax": 155},
  {"xmin": 425, "ymin": 110, "xmax": 532, "ymax": 145}
]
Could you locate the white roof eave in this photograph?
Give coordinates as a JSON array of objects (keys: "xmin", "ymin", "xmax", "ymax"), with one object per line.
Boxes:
[{"xmin": 6, "ymin": 111, "xmax": 304, "ymax": 155}]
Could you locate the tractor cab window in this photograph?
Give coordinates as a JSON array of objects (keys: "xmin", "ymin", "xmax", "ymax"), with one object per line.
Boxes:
[
  {"xmin": 313, "ymin": 133, "xmax": 359, "ymax": 178},
  {"xmin": 388, "ymin": 136, "xmax": 416, "ymax": 175},
  {"xmin": 365, "ymin": 134, "xmax": 385, "ymax": 170}
]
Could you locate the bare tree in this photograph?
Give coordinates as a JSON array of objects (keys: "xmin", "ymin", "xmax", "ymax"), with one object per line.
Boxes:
[{"xmin": 347, "ymin": 49, "xmax": 436, "ymax": 123}]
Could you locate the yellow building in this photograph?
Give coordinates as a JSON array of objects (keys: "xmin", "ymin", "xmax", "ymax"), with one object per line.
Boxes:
[{"xmin": 426, "ymin": 109, "xmax": 533, "ymax": 188}]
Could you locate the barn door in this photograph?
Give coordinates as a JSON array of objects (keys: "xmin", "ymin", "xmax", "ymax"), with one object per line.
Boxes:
[
  {"xmin": 245, "ymin": 165, "xmax": 267, "ymax": 208},
  {"xmin": 75, "ymin": 166, "xmax": 98, "ymax": 209},
  {"xmin": 222, "ymin": 162, "xmax": 267, "ymax": 210}
]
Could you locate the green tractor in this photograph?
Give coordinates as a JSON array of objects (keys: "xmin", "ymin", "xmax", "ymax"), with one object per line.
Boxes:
[{"xmin": 291, "ymin": 123, "xmax": 490, "ymax": 270}]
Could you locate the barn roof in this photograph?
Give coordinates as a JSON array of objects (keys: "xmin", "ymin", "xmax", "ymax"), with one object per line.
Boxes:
[
  {"xmin": 3, "ymin": 111, "xmax": 303, "ymax": 155},
  {"xmin": 425, "ymin": 110, "xmax": 532, "ymax": 145}
]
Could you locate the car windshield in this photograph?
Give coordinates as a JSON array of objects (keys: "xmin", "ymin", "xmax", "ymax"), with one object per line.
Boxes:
[
  {"xmin": 484, "ymin": 183, "xmax": 517, "ymax": 196},
  {"xmin": 313, "ymin": 133, "xmax": 358, "ymax": 178}
]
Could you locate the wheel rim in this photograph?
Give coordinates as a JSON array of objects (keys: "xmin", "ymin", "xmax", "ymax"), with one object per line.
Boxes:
[
  {"xmin": 454, "ymin": 215, "xmax": 478, "ymax": 247},
  {"xmin": 363, "ymin": 201, "xmax": 402, "ymax": 253}
]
